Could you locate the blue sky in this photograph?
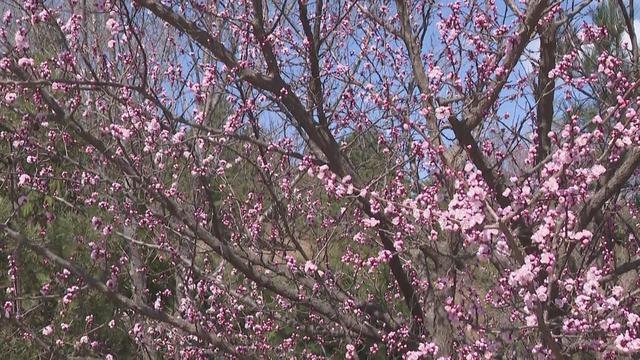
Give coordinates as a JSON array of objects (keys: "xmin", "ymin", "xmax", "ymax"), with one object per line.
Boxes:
[{"xmin": 162, "ymin": 0, "xmax": 640, "ymax": 160}]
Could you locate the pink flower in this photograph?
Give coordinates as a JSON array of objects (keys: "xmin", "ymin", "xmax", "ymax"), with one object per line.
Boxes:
[
  {"xmin": 4, "ymin": 92, "xmax": 17, "ymax": 103},
  {"xmin": 3, "ymin": 301, "xmax": 13, "ymax": 318},
  {"xmin": 476, "ymin": 244, "xmax": 490, "ymax": 261},
  {"xmin": 435, "ymin": 106, "xmax": 451, "ymax": 120},
  {"xmin": 525, "ymin": 314, "xmax": 537, "ymax": 327},
  {"xmin": 590, "ymin": 164, "xmax": 606, "ymax": 177},
  {"xmin": 91, "ymin": 216, "xmax": 102, "ymax": 229},
  {"xmin": 102, "ymin": 225, "xmax": 113, "ymax": 236},
  {"xmin": 509, "ymin": 262, "xmax": 535, "ymax": 286},
  {"xmin": 428, "ymin": 66, "xmax": 443, "ymax": 80},
  {"xmin": 42, "ymin": 325, "xmax": 53, "ymax": 336},
  {"xmin": 362, "ymin": 217, "xmax": 380, "ymax": 228},
  {"xmin": 2, "ymin": 10, "xmax": 11, "ymax": 23},
  {"xmin": 304, "ymin": 260, "xmax": 318, "ymax": 273},
  {"xmin": 536, "ymin": 286, "xmax": 548, "ymax": 302},
  {"xmin": 171, "ymin": 130, "xmax": 185, "ymax": 144},
  {"xmin": 615, "ymin": 331, "xmax": 640, "ymax": 353},
  {"xmin": 0, "ymin": 57, "xmax": 11, "ymax": 70},
  {"xmin": 14, "ymin": 31, "xmax": 28, "ymax": 50},
  {"xmin": 51, "ymin": 82, "xmax": 65, "ymax": 92},
  {"xmin": 146, "ymin": 119, "xmax": 160, "ymax": 133},
  {"xmin": 18, "ymin": 174, "xmax": 31, "ymax": 186},
  {"xmin": 406, "ymin": 342, "xmax": 439, "ymax": 360},
  {"xmin": 17, "ymin": 57, "xmax": 34, "ymax": 67},
  {"xmin": 106, "ymin": 18, "xmax": 119, "ymax": 35},
  {"xmin": 540, "ymin": 252, "xmax": 554, "ymax": 265},
  {"xmin": 109, "ymin": 124, "xmax": 132, "ymax": 141},
  {"xmin": 345, "ymin": 344, "xmax": 357, "ymax": 359},
  {"xmin": 544, "ymin": 177, "xmax": 559, "ymax": 193}
]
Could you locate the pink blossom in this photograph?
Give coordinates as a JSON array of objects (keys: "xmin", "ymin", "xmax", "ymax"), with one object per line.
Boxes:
[
  {"xmin": 4, "ymin": 92, "xmax": 17, "ymax": 103},
  {"xmin": 615, "ymin": 332, "xmax": 640, "ymax": 353},
  {"xmin": 345, "ymin": 344, "xmax": 357, "ymax": 359},
  {"xmin": 405, "ymin": 342, "xmax": 439, "ymax": 360},
  {"xmin": 17, "ymin": 57, "xmax": 34, "ymax": 67},
  {"xmin": 304, "ymin": 260, "xmax": 318, "ymax": 273},
  {"xmin": 3, "ymin": 301, "xmax": 13, "ymax": 318},
  {"xmin": 362, "ymin": 217, "xmax": 380, "ymax": 228},
  {"xmin": 106, "ymin": 18, "xmax": 119, "ymax": 35},
  {"xmin": 109, "ymin": 124, "xmax": 132, "ymax": 141},
  {"xmin": 18, "ymin": 174, "xmax": 31, "ymax": 186},
  {"xmin": 42, "ymin": 325, "xmax": 53, "ymax": 336},
  {"xmin": 509, "ymin": 262, "xmax": 535, "ymax": 286},
  {"xmin": 536, "ymin": 286, "xmax": 548, "ymax": 302},
  {"xmin": 590, "ymin": 164, "xmax": 606, "ymax": 177},
  {"xmin": 14, "ymin": 31, "xmax": 28, "ymax": 50},
  {"xmin": 435, "ymin": 106, "xmax": 451, "ymax": 120},
  {"xmin": 543, "ymin": 177, "xmax": 559, "ymax": 192}
]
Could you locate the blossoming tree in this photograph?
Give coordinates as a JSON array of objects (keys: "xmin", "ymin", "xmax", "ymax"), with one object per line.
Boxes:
[{"xmin": 1, "ymin": 0, "xmax": 639, "ymax": 358}]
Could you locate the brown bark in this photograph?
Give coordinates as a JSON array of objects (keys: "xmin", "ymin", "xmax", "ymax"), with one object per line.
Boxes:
[{"xmin": 535, "ymin": 27, "xmax": 557, "ymax": 164}]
